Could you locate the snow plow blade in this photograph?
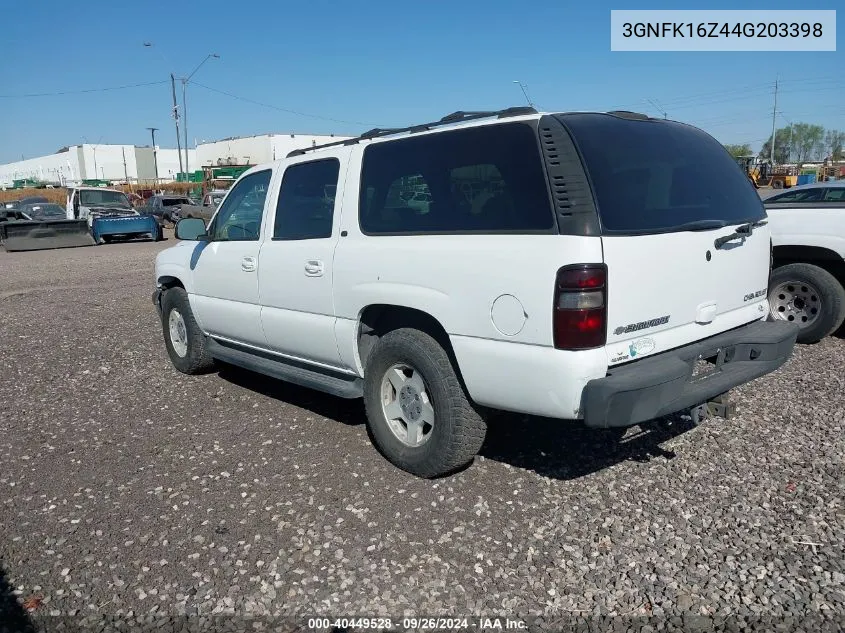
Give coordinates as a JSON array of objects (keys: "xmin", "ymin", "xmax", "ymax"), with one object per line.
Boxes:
[{"xmin": 0, "ymin": 220, "xmax": 96, "ymax": 252}]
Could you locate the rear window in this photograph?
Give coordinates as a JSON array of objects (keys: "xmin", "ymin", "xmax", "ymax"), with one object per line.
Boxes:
[
  {"xmin": 162, "ymin": 198, "xmax": 190, "ymax": 206},
  {"xmin": 359, "ymin": 122, "xmax": 555, "ymax": 234},
  {"xmin": 560, "ymin": 114, "xmax": 765, "ymax": 234}
]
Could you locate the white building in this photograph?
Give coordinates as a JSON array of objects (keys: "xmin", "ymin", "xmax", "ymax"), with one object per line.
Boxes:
[
  {"xmin": 195, "ymin": 133, "xmax": 352, "ymax": 169},
  {"xmin": 0, "ymin": 145, "xmax": 196, "ymax": 187}
]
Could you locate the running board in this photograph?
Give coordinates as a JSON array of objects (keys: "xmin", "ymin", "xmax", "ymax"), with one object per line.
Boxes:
[{"xmin": 207, "ymin": 338, "xmax": 363, "ymax": 399}]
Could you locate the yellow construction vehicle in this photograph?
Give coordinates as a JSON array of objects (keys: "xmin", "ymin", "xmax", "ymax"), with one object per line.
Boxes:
[{"xmin": 735, "ymin": 156, "xmax": 797, "ymax": 189}]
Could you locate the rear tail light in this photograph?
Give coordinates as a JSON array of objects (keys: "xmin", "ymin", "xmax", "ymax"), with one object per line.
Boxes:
[{"xmin": 553, "ymin": 264, "xmax": 607, "ymax": 350}]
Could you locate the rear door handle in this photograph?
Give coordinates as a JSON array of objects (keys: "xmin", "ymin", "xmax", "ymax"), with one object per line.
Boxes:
[
  {"xmin": 241, "ymin": 256, "xmax": 257, "ymax": 272},
  {"xmin": 304, "ymin": 260, "xmax": 324, "ymax": 276}
]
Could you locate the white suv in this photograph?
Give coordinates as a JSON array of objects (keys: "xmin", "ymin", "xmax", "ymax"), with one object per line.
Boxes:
[{"xmin": 153, "ymin": 107, "xmax": 798, "ymax": 478}]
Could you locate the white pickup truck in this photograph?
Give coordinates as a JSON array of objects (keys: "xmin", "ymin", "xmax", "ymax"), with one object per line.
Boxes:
[
  {"xmin": 765, "ymin": 181, "xmax": 845, "ymax": 343},
  {"xmin": 153, "ymin": 107, "xmax": 798, "ymax": 477}
]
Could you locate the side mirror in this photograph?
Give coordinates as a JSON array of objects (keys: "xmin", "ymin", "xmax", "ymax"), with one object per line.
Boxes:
[{"xmin": 175, "ymin": 217, "xmax": 208, "ymax": 241}]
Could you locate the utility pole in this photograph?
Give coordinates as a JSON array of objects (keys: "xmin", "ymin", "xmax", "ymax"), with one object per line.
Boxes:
[
  {"xmin": 147, "ymin": 127, "xmax": 159, "ymax": 182},
  {"xmin": 182, "ymin": 79, "xmax": 190, "ymax": 177},
  {"xmin": 122, "ymin": 147, "xmax": 129, "ymax": 185},
  {"xmin": 170, "ymin": 73, "xmax": 184, "ymax": 177},
  {"xmin": 770, "ymin": 76, "xmax": 779, "ymax": 165}
]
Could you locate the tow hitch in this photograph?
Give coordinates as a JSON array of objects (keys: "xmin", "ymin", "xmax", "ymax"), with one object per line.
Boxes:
[{"xmin": 689, "ymin": 394, "xmax": 737, "ymax": 425}]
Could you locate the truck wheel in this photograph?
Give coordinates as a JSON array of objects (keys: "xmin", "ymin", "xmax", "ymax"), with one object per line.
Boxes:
[
  {"xmin": 160, "ymin": 287, "xmax": 214, "ymax": 374},
  {"xmin": 153, "ymin": 224, "xmax": 163, "ymax": 242},
  {"xmin": 768, "ymin": 263, "xmax": 845, "ymax": 344},
  {"xmin": 363, "ymin": 328, "xmax": 486, "ymax": 478}
]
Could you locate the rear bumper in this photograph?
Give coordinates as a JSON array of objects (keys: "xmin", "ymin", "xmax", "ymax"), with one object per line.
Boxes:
[
  {"xmin": 91, "ymin": 215, "xmax": 158, "ymax": 241},
  {"xmin": 582, "ymin": 320, "xmax": 798, "ymax": 428}
]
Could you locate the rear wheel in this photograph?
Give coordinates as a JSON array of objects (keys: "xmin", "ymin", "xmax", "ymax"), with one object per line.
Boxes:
[
  {"xmin": 768, "ymin": 263, "xmax": 845, "ymax": 344},
  {"xmin": 160, "ymin": 287, "xmax": 214, "ymax": 374},
  {"xmin": 363, "ymin": 328, "xmax": 486, "ymax": 478}
]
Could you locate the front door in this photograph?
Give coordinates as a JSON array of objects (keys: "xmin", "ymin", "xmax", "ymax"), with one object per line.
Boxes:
[
  {"xmin": 258, "ymin": 156, "xmax": 346, "ymax": 367},
  {"xmin": 189, "ymin": 168, "xmax": 274, "ymax": 347}
]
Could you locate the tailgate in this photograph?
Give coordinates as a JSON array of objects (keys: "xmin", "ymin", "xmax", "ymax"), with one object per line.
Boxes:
[
  {"xmin": 602, "ymin": 226, "xmax": 770, "ymax": 364},
  {"xmin": 554, "ymin": 112, "xmax": 771, "ymax": 364}
]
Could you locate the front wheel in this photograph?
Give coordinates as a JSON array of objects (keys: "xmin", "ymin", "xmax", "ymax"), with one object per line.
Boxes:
[
  {"xmin": 363, "ymin": 328, "xmax": 486, "ymax": 478},
  {"xmin": 160, "ymin": 287, "xmax": 214, "ymax": 374},
  {"xmin": 768, "ymin": 263, "xmax": 845, "ymax": 344}
]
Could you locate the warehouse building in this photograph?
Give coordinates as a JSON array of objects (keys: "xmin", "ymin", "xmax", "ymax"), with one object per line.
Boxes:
[
  {"xmin": 195, "ymin": 133, "xmax": 351, "ymax": 168},
  {"xmin": 0, "ymin": 145, "xmax": 194, "ymax": 187}
]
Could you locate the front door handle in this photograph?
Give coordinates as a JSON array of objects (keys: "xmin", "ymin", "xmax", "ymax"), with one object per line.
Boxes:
[
  {"xmin": 241, "ymin": 256, "xmax": 257, "ymax": 273},
  {"xmin": 304, "ymin": 260, "xmax": 324, "ymax": 276}
]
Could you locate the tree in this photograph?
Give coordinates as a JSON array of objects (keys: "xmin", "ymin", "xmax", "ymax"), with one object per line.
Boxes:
[
  {"xmin": 760, "ymin": 123, "xmax": 826, "ymax": 165},
  {"xmin": 824, "ymin": 130, "xmax": 845, "ymax": 161},
  {"xmin": 724, "ymin": 143, "xmax": 753, "ymax": 159},
  {"xmin": 759, "ymin": 126, "xmax": 792, "ymax": 164}
]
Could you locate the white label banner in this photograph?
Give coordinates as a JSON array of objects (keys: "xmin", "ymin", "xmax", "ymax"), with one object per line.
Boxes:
[{"xmin": 611, "ymin": 10, "xmax": 836, "ymax": 51}]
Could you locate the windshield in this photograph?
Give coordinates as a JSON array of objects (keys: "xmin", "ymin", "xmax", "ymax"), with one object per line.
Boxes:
[
  {"xmin": 79, "ymin": 190, "xmax": 131, "ymax": 207},
  {"xmin": 25, "ymin": 204, "xmax": 66, "ymax": 219},
  {"xmin": 559, "ymin": 114, "xmax": 766, "ymax": 234}
]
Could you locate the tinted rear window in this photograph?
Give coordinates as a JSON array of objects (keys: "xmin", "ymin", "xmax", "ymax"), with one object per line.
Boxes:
[
  {"xmin": 560, "ymin": 114, "xmax": 765, "ymax": 233},
  {"xmin": 359, "ymin": 122, "xmax": 555, "ymax": 234}
]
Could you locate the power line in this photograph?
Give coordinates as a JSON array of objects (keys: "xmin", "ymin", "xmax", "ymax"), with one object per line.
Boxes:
[
  {"xmin": 191, "ymin": 82, "xmax": 382, "ymax": 127},
  {"xmin": 0, "ymin": 80, "xmax": 169, "ymax": 98}
]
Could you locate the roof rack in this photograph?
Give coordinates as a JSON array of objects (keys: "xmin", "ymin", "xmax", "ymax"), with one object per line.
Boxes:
[
  {"xmin": 605, "ymin": 110, "xmax": 652, "ymax": 120},
  {"xmin": 286, "ymin": 106, "xmax": 538, "ymax": 157}
]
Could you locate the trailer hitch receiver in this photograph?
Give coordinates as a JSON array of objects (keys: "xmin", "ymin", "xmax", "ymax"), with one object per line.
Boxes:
[{"xmin": 689, "ymin": 394, "xmax": 737, "ymax": 425}]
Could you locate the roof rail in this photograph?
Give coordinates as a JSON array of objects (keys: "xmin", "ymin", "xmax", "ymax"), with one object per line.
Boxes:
[{"xmin": 286, "ymin": 106, "xmax": 538, "ymax": 157}]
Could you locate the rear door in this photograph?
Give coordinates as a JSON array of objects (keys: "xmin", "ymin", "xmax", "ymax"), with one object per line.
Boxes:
[
  {"xmin": 558, "ymin": 113, "xmax": 771, "ymax": 364},
  {"xmin": 258, "ymin": 153, "xmax": 347, "ymax": 367}
]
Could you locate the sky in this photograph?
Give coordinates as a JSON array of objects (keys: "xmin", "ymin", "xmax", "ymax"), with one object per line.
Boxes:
[{"xmin": 0, "ymin": 0, "xmax": 841, "ymax": 164}]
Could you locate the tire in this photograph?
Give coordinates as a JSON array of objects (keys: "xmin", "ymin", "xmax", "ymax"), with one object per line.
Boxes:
[
  {"xmin": 153, "ymin": 224, "xmax": 163, "ymax": 242},
  {"xmin": 160, "ymin": 287, "xmax": 214, "ymax": 374},
  {"xmin": 768, "ymin": 263, "xmax": 845, "ymax": 344},
  {"xmin": 773, "ymin": 180, "xmax": 784, "ymax": 189},
  {"xmin": 363, "ymin": 328, "xmax": 486, "ymax": 478}
]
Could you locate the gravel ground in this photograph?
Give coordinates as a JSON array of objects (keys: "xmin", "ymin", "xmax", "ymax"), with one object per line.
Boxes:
[{"xmin": 1, "ymin": 234, "xmax": 844, "ymax": 633}]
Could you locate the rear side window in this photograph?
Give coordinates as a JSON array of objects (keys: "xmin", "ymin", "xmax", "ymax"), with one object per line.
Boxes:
[
  {"xmin": 359, "ymin": 122, "xmax": 555, "ymax": 234},
  {"xmin": 560, "ymin": 114, "xmax": 766, "ymax": 233},
  {"xmin": 274, "ymin": 158, "xmax": 340, "ymax": 240},
  {"xmin": 766, "ymin": 188, "xmax": 825, "ymax": 203},
  {"xmin": 824, "ymin": 187, "xmax": 845, "ymax": 202}
]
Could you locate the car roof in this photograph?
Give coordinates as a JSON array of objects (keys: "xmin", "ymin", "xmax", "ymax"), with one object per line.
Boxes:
[
  {"xmin": 771, "ymin": 181, "xmax": 845, "ymax": 192},
  {"xmin": 242, "ymin": 109, "xmax": 690, "ymax": 176}
]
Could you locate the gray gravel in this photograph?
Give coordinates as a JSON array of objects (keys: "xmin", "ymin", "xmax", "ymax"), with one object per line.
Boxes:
[{"xmin": 1, "ymin": 233, "xmax": 844, "ymax": 632}]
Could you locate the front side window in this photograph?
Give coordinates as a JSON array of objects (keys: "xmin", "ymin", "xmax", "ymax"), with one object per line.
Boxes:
[
  {"xmin": 359, "ymin": 122, "xmax": 555, "ymax": 234},
  {"xmin": 209, "ymin": 169, "xmax": 272, "ymax": 241},
  {"xmin": 273, "ymin": 159, "xmax": 340, "ymax": 240}
]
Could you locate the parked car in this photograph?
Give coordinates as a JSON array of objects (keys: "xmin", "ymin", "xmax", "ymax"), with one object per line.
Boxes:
[
  {"xmin": 19, "ymin": 202, "xmax": 67, "ymax": 220},
  {"xmin": 153, "ymin": 107, "xmax": 798, "ymax": 478},
  {"xmin": 765, "ymin": 181, "xmax": 845, "ymax": 343},
  {"xmin": 170, "ymin": 191, "xmax": 226, "ymax": 223},
  {"xmin": 143, "ymin": 195, "xmax": 194, "ymax": 223},
  {"xmin": 66, "ymin": 187, "xmax": 161, "ymax": 244}
]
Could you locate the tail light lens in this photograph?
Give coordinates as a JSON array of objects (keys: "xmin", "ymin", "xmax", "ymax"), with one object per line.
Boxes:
[{"xmin": 553, "ymin": 264, "xmax": 607, "ymax": 350}]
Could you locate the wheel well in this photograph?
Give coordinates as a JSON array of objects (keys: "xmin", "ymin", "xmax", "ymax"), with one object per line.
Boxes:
[
  {"xmin": 157, "ymin": 275, "xmax": 185, "ymax": 291},
  {"xmin": 772, "ymin": 246, "xmax": 845, "ymax": 284},
  {"xmin": 357, "ymin": 305, "xmax": 456, "ymax": 371}
]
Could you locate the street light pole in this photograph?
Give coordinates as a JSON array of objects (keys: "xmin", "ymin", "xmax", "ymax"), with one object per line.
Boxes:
[
  {"xmin": 147, "ymin": 127, "xmax": 159, "ymax": 182},
  {"xmin": 181, "ymin": 53, "xmax": 219, "ymax": 178}
]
